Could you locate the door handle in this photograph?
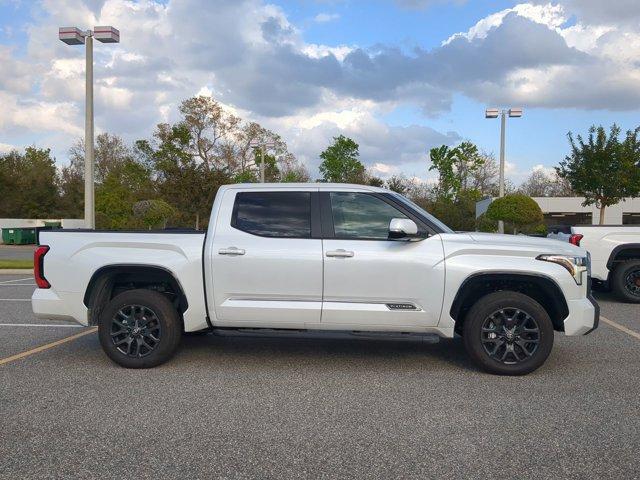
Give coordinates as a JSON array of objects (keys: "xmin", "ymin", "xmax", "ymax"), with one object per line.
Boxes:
[
  {"xmin": 218, "ymin": 247, "xmax": 245, "ymax": 256},
  {"xmin": 326, "ymin": 249, "xmax": 354, "ymax": 258}
]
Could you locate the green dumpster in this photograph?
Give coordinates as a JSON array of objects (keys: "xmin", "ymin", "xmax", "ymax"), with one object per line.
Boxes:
[
  {"xmin": 2, "ymin": 228, "xmax": 15, "ymax": 244},
  {"xmin": 44, "ymin": 221, "xmax": 62, "ymax": 229},
  {"xmin": 13, "ymin": 228, "xmax": 36, "ymax": 245}
]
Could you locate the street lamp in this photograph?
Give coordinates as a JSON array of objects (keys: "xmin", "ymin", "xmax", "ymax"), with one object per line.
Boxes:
[
  {"xmin": 249, "ymin": 139, "xmax": 276, "ymax": 183},
  {"xmin": 485, "ymin": 107, "xmax": 523, "ymax": 234},
  {"xmin": 59, "ymin": 26, "xmax": 120, "ymax": 229}
]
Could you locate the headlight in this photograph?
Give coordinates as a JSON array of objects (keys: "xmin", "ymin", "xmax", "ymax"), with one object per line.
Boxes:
[{"xmin": 537, "ymin": 254, "xmax": 589, "ymax": 285}]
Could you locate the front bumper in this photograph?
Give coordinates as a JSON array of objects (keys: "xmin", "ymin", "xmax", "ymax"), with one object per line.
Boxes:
[{"xmin": 563, "ymin": 279, "xmax": 599, "ymax": 336}]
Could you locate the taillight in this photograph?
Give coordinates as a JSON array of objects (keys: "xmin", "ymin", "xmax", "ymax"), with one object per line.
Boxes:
[
  {"xmin": 34, "ymin": 245, "xmax": 50, "ymax": 289},
  {"xmin": 569, "ymin": 234, "xmax": 583, "ymax": 246}
]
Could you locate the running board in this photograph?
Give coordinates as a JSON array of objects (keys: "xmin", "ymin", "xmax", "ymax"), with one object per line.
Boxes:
[{"xmin": 210, "ymin": 327, "xmax": 440, "ymax": 343}]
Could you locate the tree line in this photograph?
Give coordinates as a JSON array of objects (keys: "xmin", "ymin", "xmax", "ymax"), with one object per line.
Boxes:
[
  {"xmin": 1, "ymin": 94, "xmax": 638, "ymax": 230},
  {"xmin": 1, "ymin": 96, "xmax": 310, "ymax": 229}
]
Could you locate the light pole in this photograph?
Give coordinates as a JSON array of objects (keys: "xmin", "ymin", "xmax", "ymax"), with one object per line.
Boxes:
[
  {"xmin": 485, "ymin": 107, "xmax": 523, "ymax": 234},
  {"xmin": 249, "ymin": 139, "xmax": 276, "ymax": 183},
  {"xmin": 59, "ymin": 26, "xmax": 120, "ymax": 229}
]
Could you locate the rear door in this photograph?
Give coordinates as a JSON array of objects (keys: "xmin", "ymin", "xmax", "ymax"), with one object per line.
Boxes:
[
  {"xmin": 321, "ymin": 191, "xmax": 445, "ymax": 328},
  {"xmin": 211, "ymin": 187, "xmax": 322, "ymax": 327}
]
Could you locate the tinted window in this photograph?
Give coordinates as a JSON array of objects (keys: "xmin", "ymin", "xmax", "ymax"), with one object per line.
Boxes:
[
  {"xmin": 330, "ymin": 192, "xmax": 407, "ymax": 240},
  {"xmin": 233, "ymin": 191, "xmax": 311, "ymax": 238}
]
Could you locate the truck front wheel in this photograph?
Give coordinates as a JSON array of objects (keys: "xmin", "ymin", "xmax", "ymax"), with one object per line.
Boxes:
[
  {"xmin": 612, "ymin": 260, "xmax": 640, "ymax": 303},
  {"xmin": 462, "ymin": 291, "xmax": 554, "ymax": 375},
  {"xmin": 98, "ymin": 289, "xmax": 182, "ymax": 368}
]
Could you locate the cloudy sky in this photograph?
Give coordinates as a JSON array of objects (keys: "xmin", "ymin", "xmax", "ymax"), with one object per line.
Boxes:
[{"xmin": 1, "ymin": 0, "xmax": 639, "ymax": 183}]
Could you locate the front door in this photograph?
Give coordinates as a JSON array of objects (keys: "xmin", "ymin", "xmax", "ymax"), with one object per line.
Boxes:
[
  {"xmin": 321, "ymin": 191, "xmax": 445, "ymax": 328},
  {"xmin": 211, "ymin": 188, "xmax": 322, "ymax": 327}
]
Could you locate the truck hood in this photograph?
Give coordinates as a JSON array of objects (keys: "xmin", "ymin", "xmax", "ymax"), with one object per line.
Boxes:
[{"xmin": 462, "ymin": 232, "xmax": 587, "ymax": 257}]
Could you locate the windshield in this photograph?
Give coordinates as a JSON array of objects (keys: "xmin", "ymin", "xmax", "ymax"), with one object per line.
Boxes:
[{"xmin": 390, "ymin": 192, "xmax": 455, "ymax": 234}]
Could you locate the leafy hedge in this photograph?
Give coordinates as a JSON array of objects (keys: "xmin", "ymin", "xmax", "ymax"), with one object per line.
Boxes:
[{"xmin": 486, "ymin": 194, "xmax": 544, "ymax": 233}]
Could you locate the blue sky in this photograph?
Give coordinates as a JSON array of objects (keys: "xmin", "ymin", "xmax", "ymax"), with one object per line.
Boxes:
[{"xmin": 1, "ymin": 0, "xmax": 640, "ymax": 184}]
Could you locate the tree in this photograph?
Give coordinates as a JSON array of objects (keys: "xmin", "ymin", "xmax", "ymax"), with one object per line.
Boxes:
[
  {"xmin": 428, "ymin": 141, "xmax": 491, "ymax": 200},
  {"xmin": 428, "ymin": 145, "xmax": 459, "ymax": 200},
  {"xmin": 0, "ymin": 147, "xmax": 59, "ymax": 218},
  {"xmin": 486, "ymin": 194, "xmax": 544, "ymax": 234},
  {"xmin": 386, "ymin": 175, "xmax": 409, "ymax": 194},
  {"xmin": 366, "ymin": 174, "xmax": 384, "ymax": 187},
  {"xmin": 177, "ymin": 97, "xmax": 305, "ymax": 180},
  {"xmin": 454, "ymin": 141, "xmax": 485, "ymax": 191},
  {"xmin": 136, "ymin": 123, "xmax": 232, "ymax": 229},
  {"xmin": 133, "ymin": 199, "xmax": 176, "ymax": 229},
  {"xmin": 557, "ymin": 124, "xmax": 640, "ymax": 224},
  {"xmin": 319, "ymin": 135, "xmax": 366, "ymax": 183},
  {"xmin": 178, "ymin": 95, "xmax": 240, "ymax": 171},
  {"xmin": 57, "ymin": 152, "xmax": 84, "ymax": 218},
  {"xmin": 281, "ymin": 163, "xmax": 310, "ymax": 183},
  {"xmin": 468, "ymin": 151, "xmax": 499, "ymax": 196},
  {"xmin": 60, "ymin": 133, "xmax": 135, "ymax": 219},
  {"xmin": 430, "ymin": 189, "xmax": 483, "ymax": 232},
  {"xmin": 520, "ymin": 168, "xmax": 573, "ymax": 197},
  {"xmin": 95, "ymin": 157, "xmax": 155, "ymax": 229},
  {"xmin": 68, "ymin": 132, "xmax": 133, "ymax": 184}
]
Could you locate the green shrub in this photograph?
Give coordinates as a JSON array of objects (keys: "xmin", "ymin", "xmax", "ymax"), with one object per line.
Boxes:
[{"xmin": 486, "ymin": 194, "xmax": 543, "ymax": 234}]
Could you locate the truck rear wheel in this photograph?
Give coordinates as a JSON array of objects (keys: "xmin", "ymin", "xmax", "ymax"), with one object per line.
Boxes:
[
  {"xmin": 462, "ymin": 291, "xmax": 554, "ymax": 375},
  {"xmin": 98, "ymin": 289, "xmax": 182, "ymax": 368},
  {"xmin": 612, "ymin": 260, "xmax": 640, "ymax": 303}
]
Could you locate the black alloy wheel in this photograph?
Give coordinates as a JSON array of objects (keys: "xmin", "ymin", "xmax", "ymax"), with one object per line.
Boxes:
[
  {"xmin": 110, "ymin": 304, "xmax": 162, "ymax": 358},
  {"xmin": 480, "ymin": 308, "xmax": 540, "ymax": 364}
]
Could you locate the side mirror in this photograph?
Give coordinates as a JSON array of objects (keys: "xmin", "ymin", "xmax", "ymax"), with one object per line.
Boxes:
[{"xmin": 389, "ymin": 218, "xmax": 420, "ymax": 240}]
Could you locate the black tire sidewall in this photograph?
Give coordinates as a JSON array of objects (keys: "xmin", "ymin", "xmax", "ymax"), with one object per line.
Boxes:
[
  {"xmin": 462, "ymin": 291, "xmax": 554, "ymax": 375},
  {"xmin": 98, "ymin": 289, "xmax": 182, "ymax": 368},
  {"xmin": 613, "ymin": 260, "xmax": 640, "ymax": 304}
]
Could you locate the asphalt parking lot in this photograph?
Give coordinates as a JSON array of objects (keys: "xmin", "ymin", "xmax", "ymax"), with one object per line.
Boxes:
[{"xmin": 1, "ymin": 274, "xmax": 639, "ymax": 479}]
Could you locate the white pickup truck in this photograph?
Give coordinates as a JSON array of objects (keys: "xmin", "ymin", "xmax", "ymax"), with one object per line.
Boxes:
[
  {"xmin": 548, "ymin": 225, "xmax": 640, "ymax": 302},
  {"xmin": 32, "ymin": 183, "xmax": 598, "ymax": 375}
]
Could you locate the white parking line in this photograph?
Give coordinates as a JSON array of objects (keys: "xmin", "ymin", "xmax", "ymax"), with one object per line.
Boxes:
[
  {"xmin": 601, "ymin": 315, "xmax": 640, "ymax": 341},
  {"xmin": 0, "ymin": 284, "xmax": 35, "ymax": 287},
  {"xmin": 0, "ymin": 323, "xmax": 84, "ymax": 328},
  {"xmin": 0, "ymin": 277, "xmax": 33, "ymax": 285},
  {"xmin": 0, "ymin": 299, "xmax": 30, "ymax": 302}
]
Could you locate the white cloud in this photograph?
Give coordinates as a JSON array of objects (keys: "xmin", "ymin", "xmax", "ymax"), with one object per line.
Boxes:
[
  {"xmin": 0, "ymin": 142, "xmax": 17, "ymax": 154},
  {"xmin": 2, "ymin": 0, "xmax": 640, "ymax": 178},
  {"xmin": 0, "ymin": 92, "xmax": 82, "ymax": 136},
  {"xmin": 443, "ymin": 3, "xmax": 566, "ymax": 45},
  {"xmin": 371, "ymin": 162, "xmax": 401, "ymax": 177},
  {"xmin": 314, "ymin": 13, "xmax": 340, "ymax": 23},
  {"xmin": 301, "ymin": 44, "xmax": 353, "ymax": 61}
]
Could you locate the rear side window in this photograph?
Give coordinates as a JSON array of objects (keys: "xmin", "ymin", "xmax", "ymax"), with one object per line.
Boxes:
[{"xmin": 232, "ymin": 191, "xmax": 311, "ymax": 238}]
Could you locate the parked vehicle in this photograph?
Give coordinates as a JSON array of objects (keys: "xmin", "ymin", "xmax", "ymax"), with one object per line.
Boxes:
[
  {"xmin": 549, "ymin": 225, "xmax": 640, "ymax": 303},
  {"xmin": 32, "ymin": 184, "xmax": 598, "ymax": 375}
]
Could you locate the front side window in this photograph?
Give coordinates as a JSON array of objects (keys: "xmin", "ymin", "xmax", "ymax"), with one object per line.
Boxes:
[
  {"xmin": 330, "ymin": 192, "xmax": 407, "ymax": 240},
  {"xmin": 233, "ymin": 191, "xmax": 311, "ymax": 238}
]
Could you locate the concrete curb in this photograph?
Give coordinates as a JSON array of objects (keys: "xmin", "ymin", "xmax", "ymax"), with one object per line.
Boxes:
[{"xmin": 0, "ymin": 269, "xmax": 33, "ymax": 275}]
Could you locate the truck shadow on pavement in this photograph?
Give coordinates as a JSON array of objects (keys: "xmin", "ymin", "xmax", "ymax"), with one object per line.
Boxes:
[{"xmin": 176, "ymin": 333, "xmax": 479, "ymax": 373}]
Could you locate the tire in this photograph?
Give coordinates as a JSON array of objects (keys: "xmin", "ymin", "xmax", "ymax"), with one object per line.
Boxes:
[
  {"xmin": 462, "ymin": 291, "xmax": 554, "ymax": 376},
  {"xmin": 98, "ymin": 289, "xmax": 182, "ymax": 368},
  {"xmin": 612, "ymin": 260, "xmax": 640, "ymax": 303}
]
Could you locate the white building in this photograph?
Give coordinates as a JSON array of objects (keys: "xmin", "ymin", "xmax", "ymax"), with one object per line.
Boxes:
[{"xmin": 476, "ymin": 197, "xmax": 640, "ymax": 226}]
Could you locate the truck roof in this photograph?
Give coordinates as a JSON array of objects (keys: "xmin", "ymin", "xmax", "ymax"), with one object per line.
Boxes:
[{"xmin": 220, "ymin": 183, "xmax": 390, "ymax": 193}]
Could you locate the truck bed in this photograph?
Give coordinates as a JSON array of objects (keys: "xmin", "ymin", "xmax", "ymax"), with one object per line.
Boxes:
[{"xmin": 32, "ymin": 229, "xmax": 209, "ymax": 331}]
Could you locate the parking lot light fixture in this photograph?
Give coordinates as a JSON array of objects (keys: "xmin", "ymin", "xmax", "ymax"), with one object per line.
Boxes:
[
  {"xmin": 485, "ymin": 107, "xmax": 523, "ymax": 234},
  {"xmin": 58, "ymin": 26, "xmax": 120, "ymax": 229},
  {"xmin": 249, "ymin": 139, "xmax": 276, "ymax": 183}
]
